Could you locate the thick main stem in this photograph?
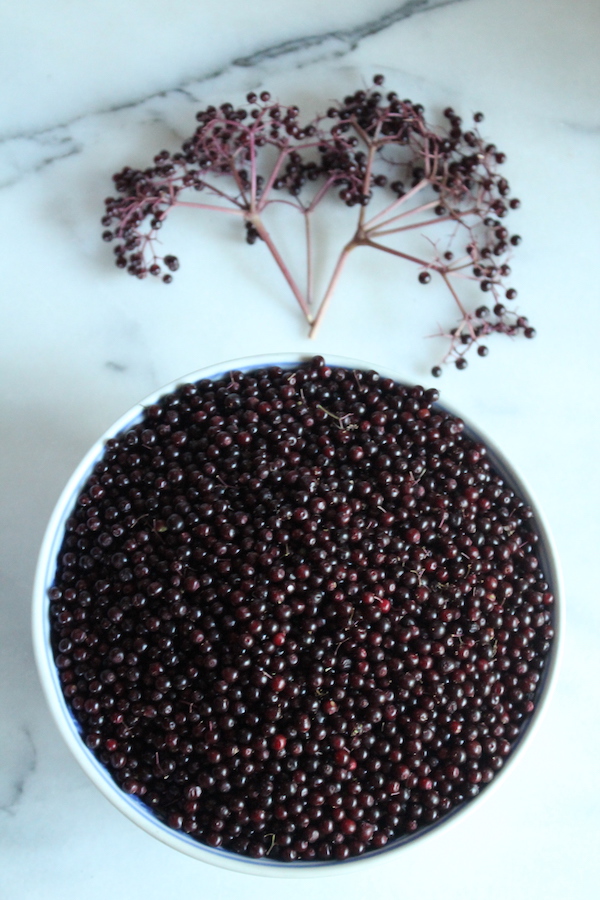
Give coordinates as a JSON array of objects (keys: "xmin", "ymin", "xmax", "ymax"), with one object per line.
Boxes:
[
  {"xmin": 308, "ymin": 133, "xmax": 378, "ymax": 338},
  {"xmin": 309, "ymin": 242, "xmax": 356, "ymax": 338},
  {"xmin": 250, "ymin": 216, "xmax": 312, "ymax": 321},
  {"xmin": 304, "ymin": 212, "xmax": 314, "ymax": 308}
]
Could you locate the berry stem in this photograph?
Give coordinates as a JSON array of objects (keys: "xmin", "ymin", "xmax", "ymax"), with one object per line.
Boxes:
[
  {"xmin": 256, "ymin": 145, "xmax": 291, "ymax": 212},
  {"xmin": 304, "ymin": 211, "xmax": 314, "ymax": 309},
  {"xmin": 440, "ymin": 271, "xmax": 476, "ymax": 338},
  {"xmin": 305, "ymin": 174, "xmax": 344, "ymax": 215},
  {"xmin": 174, "ymin": 200, "xmax": 246, "ymax": 215},
  {"xmin": 362, "ymin": 178, "xmax": 430, "ymax": 230},
  {"xmin": 181, "ymin": 176, "xmax": 246, "ymax": 208},
  {"xmin": 360, "ymin": 236, "xmax": 441, "ymax": 271},
  {"xmin": 249, "ymin": 131, "xmax": 258, "ymax": 209},
  {"xmin": 250, "ymin": 216, "xmax": 312, "ymax": 320},
  {"xmin": 366, "ymin": 199, "xmax": 441, "ymax": 235},
  {"xmin": 356, "ymin": 133, "xmax": 380, "ymax": 230},
  {"xmin": 368, "ymin": 206, "xmax": 470, "ymax": 238},
  {"xmin": 309, "ymin": 242, "xmax": 356, "ymax": 338}
]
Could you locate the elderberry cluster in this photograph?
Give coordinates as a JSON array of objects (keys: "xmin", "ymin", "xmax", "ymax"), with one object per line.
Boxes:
[
  {"xmin": 49, "ymin": 358, "xmax": 555, "ymax": 862},
  {"xmin": 101, "ymin": 77, "xmax": 529, "ymax": 370},
  {"xmin": 431, "ymin": 303, "xmax": 536, "ymax": 377}
]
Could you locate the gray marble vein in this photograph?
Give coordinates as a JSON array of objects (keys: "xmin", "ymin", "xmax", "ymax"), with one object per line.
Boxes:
[
  {"xmin": 0, "ymin": 131, "xmax": 81, "ymax": 190},
  {"xmin": 561, "ymin": 119, "xmax": 600, "ymax": 134},
  {"xmin": 0, "ymin": 726, "xmax": 37, "ymax": 817},
  {"xmin": 0, "ymin": 0, "xmax": 468, "ymax": 189},
  {"xmin": 234, "ymin": 0, "xmax": 467, "ymax": 65}
]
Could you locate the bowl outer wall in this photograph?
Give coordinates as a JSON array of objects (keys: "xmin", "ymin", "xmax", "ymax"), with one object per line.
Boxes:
[{"xmin": 31, "ymin": 352, "xmax": 563, "ymax": 876}]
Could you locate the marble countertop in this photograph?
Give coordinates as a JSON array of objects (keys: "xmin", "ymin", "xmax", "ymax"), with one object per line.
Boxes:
[{"xmin": 1, "ymin": 0, "xmax": 599, "ymax": 896}]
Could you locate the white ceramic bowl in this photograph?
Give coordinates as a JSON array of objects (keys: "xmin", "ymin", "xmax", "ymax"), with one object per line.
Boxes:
[{"xmin": 32, "ymin": 354, "xmax": 561, "ymax": 876}]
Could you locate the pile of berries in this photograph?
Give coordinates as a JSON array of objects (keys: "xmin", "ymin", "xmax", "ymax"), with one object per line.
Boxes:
[{"xmin": 49, "ymin": 358, "xmax": 555, "ymax": 861}]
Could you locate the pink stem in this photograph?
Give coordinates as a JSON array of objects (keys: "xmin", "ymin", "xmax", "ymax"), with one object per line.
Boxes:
[
  {"xmin": 362, "ymin": 237, "xmax": 443, "ymax": 271},
  {"xmin": 358, "ymin": 140, "xmax": 379, "ymax": 229},
  {"xmin": 305, "ymin": 174, "xmax": 341, "ymax": 214},
  {"xmin": 251, "ymin": 218, "xmax": 311, "ymax": 320},
  {"xmin": 182, "ymin": 178, "xmax": 245, "ymax": 207},
  {"xmin": 309, "ymin": 243, "xmax": 356, "ymax": 338},
  {"xmin": 229, "ymin": 162, "xmax": 251, "ymax": 205},
  {"xmin": 362, "ymin": 178, "xmax": 430, "ymax": 230},
  {"xmin": 257, "ymin": 144, "xmax": 291, "ymax": 211},
  {"xmin": 174, "ymin": 200, "xmax": 245, "ymax": 215},
  {"xmin": 368, "ymin": 210, "xmax": 474, "ymax": 238},
  {"xmin": 440, "ymin": 272, "xmax": 476, "ymax": 340},
  {"xmin": 249, "ymin": 132, "xmax": 258, "ymax": 208},
  {"xmin": 304, "ymin": 211, "xmax": 314, "ymax": 308}
]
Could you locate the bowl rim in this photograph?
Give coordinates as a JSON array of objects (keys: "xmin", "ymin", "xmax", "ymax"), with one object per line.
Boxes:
[{"xmin": 32, "ymin": 352, "xmax": 563, "ymax": 876}]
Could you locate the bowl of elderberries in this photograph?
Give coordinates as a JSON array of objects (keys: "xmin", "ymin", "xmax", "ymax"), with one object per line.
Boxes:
[{"xmin": 33, "ymin": 355, "xmax": 560, "ymax": 874}]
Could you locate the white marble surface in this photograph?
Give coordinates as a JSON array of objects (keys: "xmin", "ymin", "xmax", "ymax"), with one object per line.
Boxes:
[{"xmin": 1, "ymin": 0, "xmax": 599, "ymax": 896}]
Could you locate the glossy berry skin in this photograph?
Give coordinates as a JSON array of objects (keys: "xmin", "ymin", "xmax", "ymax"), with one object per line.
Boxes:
[{"xmin": 49, "ymin": 358, "xmax": 555, "ymax": 861}]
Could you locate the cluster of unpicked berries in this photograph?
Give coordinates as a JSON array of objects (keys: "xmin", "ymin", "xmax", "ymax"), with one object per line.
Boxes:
[
  {"xmin": 102, "ymin": 76, "xmax": 530, "ymax": 372},
  {"xmin": 50, "ymin": 358, "xmax": 555, "ymax": 862}
]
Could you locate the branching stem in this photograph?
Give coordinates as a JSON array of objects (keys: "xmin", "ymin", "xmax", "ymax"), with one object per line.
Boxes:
[
  {"xmin": 105, "ymin": 78, "xmax": 525, "ymax": 371},
  {"xmin": 360, "ymin": 236, "xmax": 443, "ymax": 272},
  {"xmin": 362, "ymin": 178, "xmax": 430, "ymax": 230}
]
